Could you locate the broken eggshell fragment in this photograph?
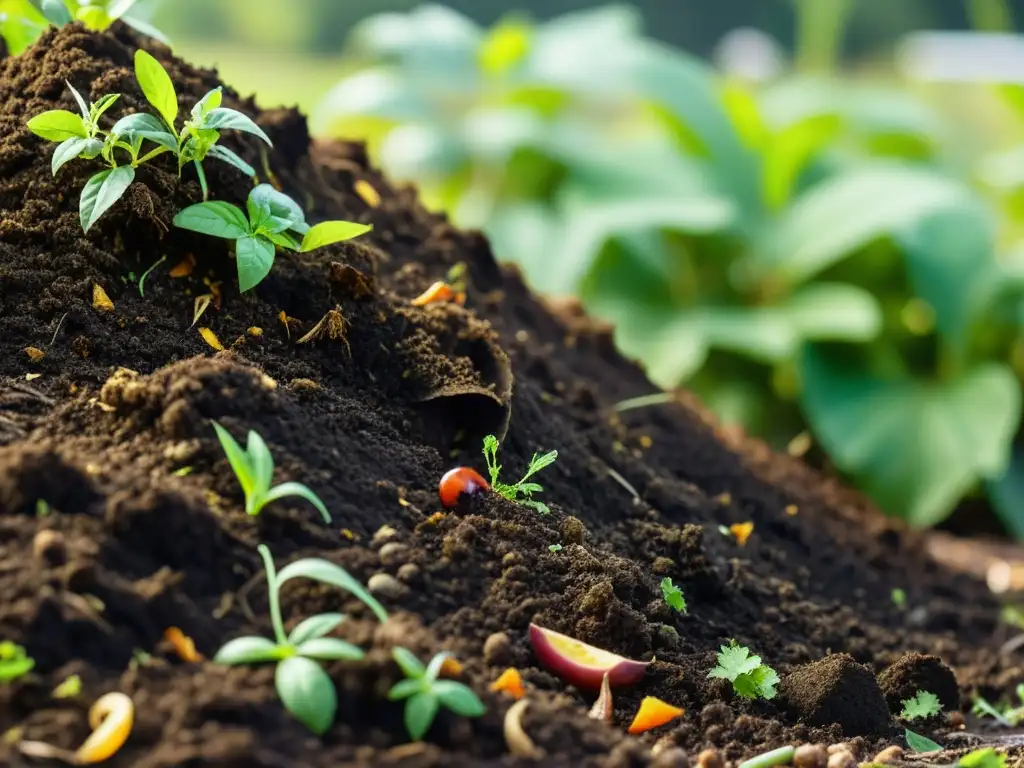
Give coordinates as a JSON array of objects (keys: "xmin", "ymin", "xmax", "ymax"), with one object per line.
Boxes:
[{"xmin": 529, "ymin": 623, "xmax": 651, "ymax": 691}]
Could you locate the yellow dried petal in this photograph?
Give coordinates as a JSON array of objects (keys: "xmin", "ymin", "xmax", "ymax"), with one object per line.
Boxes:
[
  {"xmin": 191, "ymin": 294, "xmax": 212, "ymax": 328},
  {"xmin": 25, "ymin": 373, "xmax": 41, "ymax": 381},
  {"xmin": 247, "ymin": 326, "xmax": 263, "ymax": 337},
  {"xmin": 75, "ymin": 692, "xmax": 134, "ymax": 763},
  {"xmin": 198, "ymin": 327, "xmax": 224, "ymax": 351},
  {"xmin": 730, "ymin": 522, "xmax": 754, "ymax": 546},
  {"xmin": 92, "ymin": 284, "xmax": 114, "ymax": 312},
  {"xmin": 24, "ymin": 346, "xmax": 45, "ymax": 361},
  {"xmin": 354, "ymin": 179, "xmax": 381, "ymax": 208}
]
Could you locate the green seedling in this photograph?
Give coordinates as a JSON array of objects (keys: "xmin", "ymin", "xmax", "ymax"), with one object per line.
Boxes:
[
  {"xmin": 548, "ymin": 543, "xmax": 563, "ymax": 552},
  {"xmin": 215, "ymin": 544, "xmax": 387, "ymax": 734},
  {"xmin": 707, "ymin": 640, "xmax": 779, "ymax": 700},
  {"xmin": 52, "ymin": 673, "xmax": 82, "ymax": 699},
  {"xmin": 174, "ymin": 184, "xmax": 371, "ymax": 292},
  {"xmin": 660, "ymin": 576, "xmax": 687, "ymax": 614},
  {"xmin": 116, "ymin": 50, "xmax": 269, "ymax": 200},
  {"xmin": 972, "ymin": 683, "xmax": 1024, "ymax": 726},
  {"xmin": 959, "ymin": 748, "xmax": 1007, "ymax": 768},
  {"xmin": 212, "ymin": 421, "xmax": 332, "ymax": 522},
  {"xmin": 387, "ymin": 648, "xmax": 485, "ymax": 741},
  {"xmin": 0, "ymin": 641, "xmax": 34, "ymax": 682},
  {"xmin": 891, "ymin": 588, "xmax": 907, "ymax": 609},
  {"xmin": 901, "ymin": 690, "xmax": 941, "ymax": 720},
  {"xmin": 482, "ymin": 434, "xmax": 558, "ymax": 515},
  {"xmin": 905, "ymin": 728, "xmax": 942, "ymax": 753},
  {"xmin": 137, "ymin": 254, "xmax": 166, "ymax": 297},
  {"xmin": 41, "ymin": 0, "xmax": 169, "ymax": 43}
]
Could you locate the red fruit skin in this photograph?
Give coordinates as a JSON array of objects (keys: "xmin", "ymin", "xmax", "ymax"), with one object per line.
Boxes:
[
  {"xmin": 439, "ymin": 467, "xmax": 490, "ymax": 507},
  {"xmin": 528, "ymin": 623, "xmax": 650, "ymax": 691}
]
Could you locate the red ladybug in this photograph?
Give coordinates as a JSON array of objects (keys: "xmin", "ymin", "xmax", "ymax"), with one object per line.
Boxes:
[{"xmin": 439, "ymin": 467, "xmax": 490, "ymax": 507}]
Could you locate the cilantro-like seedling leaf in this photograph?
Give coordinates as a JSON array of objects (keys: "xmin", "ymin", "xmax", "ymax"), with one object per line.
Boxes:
[
  {"xmin": 901, "ymin": 690, "xmax": 942, "ymax": 721},
  {"xmin": 905, "ymin": 728, "xmax": 942, "ymax": 753},
  {"xmin": 482, "ymin": 434, "xmax": 559, "ymax": 514},
  {"xmin": 707, "ymin": 641, "xmax": 778, "ymax": 700},
  {"xmin": 660, "ymin": 577, "xmax": 687, "ymax": 614},
  {"xmin": 387, "ymin": 648, "xmax": 485, "ymax": 741}
]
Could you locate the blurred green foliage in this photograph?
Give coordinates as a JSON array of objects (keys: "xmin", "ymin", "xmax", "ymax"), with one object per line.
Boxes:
[{"xmin": 316, "ymin": 3, "xmax": 1024, "ymax": 536}]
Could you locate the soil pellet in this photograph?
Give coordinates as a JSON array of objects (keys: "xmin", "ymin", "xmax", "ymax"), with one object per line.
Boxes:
[
  {"xmin": 367, "ymin": 573, "xmax": 407, "ymax": 599},
  {"xmin": 872, "ymin": 746, "xmax": 904, "ymax": 764},
  {"xmin": 793, "ymin": 744, "xmax": 828, "ymax": 768},
  {"xmin": 826, "ymin": 751, "xmax": 856, "ymax": 768},
  {"xmin": 697, "ymin": 748, "xmax": 725, "ymax": 768},
  {"xmin": 483, "ymin": 632, "xmax": 513, "ymax": 666},
  {"xmin": 32, "ymin": 529, "xmax": 66, "ymax": 565}
]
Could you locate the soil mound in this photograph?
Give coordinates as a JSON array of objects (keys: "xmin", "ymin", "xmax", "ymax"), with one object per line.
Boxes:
[
  {"xmin": 877, "ymin": 653, "xmax": 961, "ymax": 714},
  {"xmin": 0, "ymin": 21, "xmax": 1022, "ymax": 767},
  {"xmin": 779, "ymin": 654, "xmax": 890, "ymax": 737}
]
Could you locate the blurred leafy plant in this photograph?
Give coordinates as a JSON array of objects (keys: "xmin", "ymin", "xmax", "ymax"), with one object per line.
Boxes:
[
  {"xmin": 321, "ymin": 4, "xmax": 1024, "ymax": 535},
  {"xmin": 0, "ymin": 0, "xmax": 167, "ymax": 55}
]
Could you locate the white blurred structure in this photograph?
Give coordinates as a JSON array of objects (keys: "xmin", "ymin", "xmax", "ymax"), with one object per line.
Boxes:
[
  {"xmin": 897, "ymin": 31, "xmax": 1024, "ymax": 83},
  {"xmin": 713, "ymin": 27, "xmax": 785, "ymax": 81}
]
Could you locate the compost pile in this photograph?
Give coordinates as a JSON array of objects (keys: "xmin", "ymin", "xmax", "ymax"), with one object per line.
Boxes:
[{"xmin": 1, "ymin": 23, "xmax": 1022, "ymax": 768}]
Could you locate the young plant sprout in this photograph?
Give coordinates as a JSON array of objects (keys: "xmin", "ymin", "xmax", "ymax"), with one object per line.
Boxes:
[
  {"xmin": 0, "ymin": 641, "xmax": 34, "ymax": 682},
  {"xmin": 214, "ymin": 544, "xmax": 387, "ymax": 734},
  {"xmin": 660, "ymin": 577, "xmax": 687, "ymax": 614},
  {"xmin": 40, "ymin": 0, "xmax": 169, "ymax": 43},
  {"xmin": 482, "ymin": 434, "xmax": 558, "ymax": 515},
  {"xmin": 708, "ymin": 641, "xmax": 779, "ymax": 701},
  {"xmin": 901, "ymin": 690, "xmax": 941, "ymax": 720},
  {"xmin": 387, "ymin": 648, "xmax": 485, "ymax": 741},
  {"xmin": 174, "ymin": 184, "xmax": 372, "ymax": 292},
  {"xmin": 212, "ymin": 421, "xmax": 332, "ymax": 523},
  {"xmin": 973, "ymin": 684, "xmax": 1024, "ymax": 727}
]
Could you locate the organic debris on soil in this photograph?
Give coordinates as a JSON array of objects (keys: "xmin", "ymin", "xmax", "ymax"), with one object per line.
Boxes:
[{"xmin": 1, "ymin": 22, "xmax": 1023, "ymax": 768}]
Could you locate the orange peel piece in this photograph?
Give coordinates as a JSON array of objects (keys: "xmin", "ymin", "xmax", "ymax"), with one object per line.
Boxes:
[
  {"xmin": 490, "ymin": 667, "xmax": 526, "ymax": 700},
  {"xmin": 529, "ymin": 623, "xmax": 649, "ymax": 691},
  {"xmin": 439, "ymin": 657, "xmax": 463, "ymax": 678},
  {"xmin": 730, "ymin": 522, "xmax": 754, "ymax": 546},
  {"xmin": 77, "ymin": 692, "xmax": 134, "ymax": 763},
  {"xmin": 626, "ymin": 696, "xmax": 684, "ymax": 734},
  {"xmin": 92, "ymin": 284, "xmax": 114, "ymax": 312},
  {"xmin": 411, "ymin": 280, "xmax": 458, "ymax": 307},
  {"xmin": 164, "ymin": 627, "xmax": 203, "ymax": 663}
]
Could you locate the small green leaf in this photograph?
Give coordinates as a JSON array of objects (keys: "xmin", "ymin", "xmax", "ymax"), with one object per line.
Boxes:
[
  {"xmin": 66, "ymin": 81, "xmax": 90, "ymax": 120},
  {"xmin": 424, "ymin": 651, "xmax": 453, "ymax": 683},
  {"xmin": 208, "ymin": 145, "xmax": 255, "ymax": 177},
  {"xmin": 80, "ymin": 138, "xmax": 104, "ymax": 160},
  {"xmin": 134, "ymin": 49, "xmax": 178, "ymax": 129},
  {"xmin": 295, "ymin": 637, "xmax": 365, "ymax": 661},
  {"xmin": 79, "ymin": 165, "xmax": 134, "ymax": 231},
  {"xmin": 263, "ymin": 481, "xmax": 332, "ymax": 524},
  {"xmin": 275, "ymin": 656, "xmax": 337, "ymax": 735},
  {"xmin": 173, "ymin": 201, "xmax": 250, "ymax": 239},
  {"xmin": 249, "ymin": 185, "xmax": 306, "ymax": 233},
  {"xmin": 213, "ymin": 636, "xmax": 284, "ymax": 665},
  {"xmin": 235, "ymin": 234, "xmax": 276, "ymax": 293},
  {"xmin": 42, "ymin": 0, "xmax": 73, "ymax": 27},
  {"xmin": 191, "ymin": 87, "xmax": 223, "ymax": 122},
  {"xmin": 392, "ymin": 647, "xmax": 427, "ymax": 679},
  {"xmin": 300, "ymin": 220, "xmax": 373, "ymax": 252},
  {"xmin": 52, "ymin": 137, "xmax": 87, "ymax": 175},
  {"xmin": 404, "ymin": 691, "xmax": 439, "ymax": 741},
  {"xmin": 121, "ymin": 15, "xmax": 171, "ymax": 45},
  {"xmin": 27, "ymin": 109, "xmax": 88, "ymax": 141},
  {"xmin": 287, "ymin": 614, "xmax": 346, "ymax": 646},
  {"xmin": 905, "ymin": 728, "xmax": 942, "ymax": 753},
  {"xmin": 267, "ymin": 231, "xmax": 301, "ymax": 250},
  {"xmin": 388, "ymin": 678, "xmax": 423, "ymax": 701},
  {"xmin": 433, "ymin": 680, "xmax": 486, "ymax": 717},
  {"xmin": 112, "ymin": 113, "xmax": 178, "ymax": 151},
  {"xmin": 203, "ymin": 108, "xmax": 272, "ymax": 145},
  {"xmin": 91, "ymin": 93, "xmax": 120, "ymax": 122},
  {"xmin": 276, "ymin": 558, "xmax": 389, "ymax": 624},
  {"xmin": 211, "ymin": 421, "xmax": 256, "ymax": 498},
  {"xmin": 245, "ymin": 429, "xmax": 275, "ymax": 495}
]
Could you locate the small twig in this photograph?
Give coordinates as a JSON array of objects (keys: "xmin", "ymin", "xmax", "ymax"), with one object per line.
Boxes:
[
  {"xmin": 49, "ymin": 312, "xmax": 68, "ymax": 346},
  {"xmin": 607, "ymin": 467, "xmax": 640, "ymax": 502},
  {"xmin": 235, "ymin": 569, "xmax": 266, "ymax": 625},
  {"xmin": 613, "ymin": 392, "xmax": 675, "ymax": 412}
]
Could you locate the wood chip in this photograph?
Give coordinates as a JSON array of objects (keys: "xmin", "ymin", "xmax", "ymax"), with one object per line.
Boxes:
[
  {"xmin": 24, "ymin": 347, "xmax": 45, "ymax": 361},
  {"xmin": 354, "ymin": 179, "xmax": 381, "ymax": 207},
  {"xmin": 92, "ymin": 284, "xmax": 114, "ymax": 312},
  {"xmin": 198, "ymin": 327, "xmax": 224, "ymax": 351},
  {"xmin": 169, "ymin": 254, "xmax": 196, "ymax": 278}
]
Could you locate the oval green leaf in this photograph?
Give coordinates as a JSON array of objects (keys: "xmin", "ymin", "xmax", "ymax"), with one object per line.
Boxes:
[
  {"xmin": 134, "ymin": 49, "xmax": 177, "ymax": 129},
  {"xmin": 404, "ymin": 691, "xmax": 439, "ymax": 741},
  {"xmin": 173, "ymin": 201, "xmax": 250, "ymax": 239},
  {"xmin": 275, "ymin": 656, "xmax": 337, "ymax": 735},
  {"xmin": 388, "ymin": 678, "xmax": 423, "ymax": 701},
  {"xmin": 27, "ymin": 109, "xmax": 88, "ymax": 141},
  {"xmin": 905, "ymin": 729, "xmax": 942, "ymax": 753},
  {"xmin": 287, "ymin": 613, "xmax": 346, "ymax": 645},
  {"xmin": 392, "ymin": 647, "xmax": 426, "ymax": 679},
  {"xmin": 235, "ymin": 234, "xmax": 276, "ymax": 293},
  {"xmin": 213, "ymin": 635, "xmax": 283, "ymax": 665},
  {"xmin": 299, "ymin": 220, "xmax": 373, "ymax": 253},
  {"xmin": 65, "ymin": 81, "xmax": 90, "ymax": 120},
  {"xmin": 80, "ymin": 165, "xmax": 135, "ymax": 232},
  {"xmin": 112, "ymin": 112, "xmax": 178, "ymax": 151},
  {"xmin": 276, "ymin": 558, "xmax": 388, "ymax": 623},
  {"xmin": 208, "ymin": 145, "xmax": 255, "ymax": 178},
  {"xmin": 203, "ymin": 108, "xmax": 272, "ymax": 146},
  {"xmin": 52, "ymin": 137, "xmax": 87, "ymax": 175},
  {"xmin": 295, "ymin": 637, "xmax": 365, "ymax": 661},
  {"xmin": 432, "ymin": 680, "xmax": 486, "ymax": 717},
  {"xmin": 42, "ymin": 0, "xmax": 73, "ymax": 27}
]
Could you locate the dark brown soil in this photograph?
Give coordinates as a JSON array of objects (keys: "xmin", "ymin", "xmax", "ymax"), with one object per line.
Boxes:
[{"xmin": 0, "ymin": 21, "xmax": 1023, "ymax": 768}]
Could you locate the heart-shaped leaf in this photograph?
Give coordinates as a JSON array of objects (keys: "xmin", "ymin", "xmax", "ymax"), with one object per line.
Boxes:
[{"xmin": 235, "ymin": 234, "xmax": 275, "ymax": 293}]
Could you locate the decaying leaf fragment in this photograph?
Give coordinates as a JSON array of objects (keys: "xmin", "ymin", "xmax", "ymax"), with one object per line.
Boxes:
[
  {"xmin": 354, "ymin": 179, "xmax": 381, "ymax": 207},
  {"xmin": 297, "ymin": 306, "xmax": 351, "ymax": 355},
  {"xmin": 24, "ymin": 346, "xmax": 45, "ymax": 361},
  {"xmin": 191, "ymin": 295, "xmax": 212, "ymax": 328},
  {"xmin": 198, "ymin": 327, "xmax": 224, "ymax": 351},
  {"xmin": 92, "ymin": 284, "xmax": 114, "ymax": 312}
]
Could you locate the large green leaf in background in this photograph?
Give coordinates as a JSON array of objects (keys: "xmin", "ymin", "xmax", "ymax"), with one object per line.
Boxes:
[
  {"xmin": 802, "ymin": 345, "xmax": 1021, "ymax": 528},
  {"xmin": 753, "ymin": 164, "xmax": 975, "ymax": 289}
]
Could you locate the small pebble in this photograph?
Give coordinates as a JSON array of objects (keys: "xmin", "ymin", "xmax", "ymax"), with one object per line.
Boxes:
[
  {"xmin": 696, "ymin": 748, "xmax": 724, "ymax": 768},
  {"xmin": 371, "ymin": 525, "xmax": 399, "ymax": 548},
  {"xmin": 396, "ymin": 563, "xmax": 421, "ymax": 583},
  {"xmin": 32, "ymin": 529, "xmax": 67, "ymax": 565},
  {"xmin": 560, "ymin": 516, "xmax": 586, "ymax": 544},
  {"xmin": 872, "ymin": 746, "xmax": 904, "ymax": 764},
  {"xmin": 483, "ymin": 632, "xmax": 513, "ymax": 666},
  {"xmin": 651, "ymin": 747, "xmax": 688, "ymax": 768},
  {"xmin": 827, "ymin": 744, "xmax": 851, "ymax": 756},
  {"xmin": 826, "ymin": 751, "xmax": 856, "ymax": 768},
  {"xmin": 379, "ymin": 542, "xmax": 408, "ymax": 565},
  {"xmin": 367, "ymin": 573, "xmax": 407, "ymax": 599},
  {"xmin": 949, "ymin": 711, "xmax": 965, "ymax": 728},
  {"xmin": 794, "ymin": 744, "xmax": 828, "ymax": 768}
]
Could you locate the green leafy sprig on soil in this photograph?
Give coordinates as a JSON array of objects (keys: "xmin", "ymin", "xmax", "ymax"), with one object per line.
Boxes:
[
  {"xmin": 0, "ymin": 641, "xmax": 34, "ymax": 682},
  {"xmin": 214, "ymin": 544, "xmax": 387, "ymax": 734},
  {"xmin": 660, "ymin": 577, "xmax": 687, "ymax": 614},
  {"xmin": 972, "ymin": 683, "xmax": 1024, "ymax": 726},
  {"xmin": 387, "ymin": 648, "xmax": 485, "ymax": 741},
  {"xmin": 905, "ymin": 728, "xmax": 942, "ymax": 753},
  {"xmin": 707, "ymin": 640, "xmax": 779, "ymax": 700},
  {"xmin": 482, "ymin": 434, "xmax": 558, "ymax": 515},
  {"xmin": 212, "ymin": 421, "xmax": 332, "ymax": 522},
  {"xmin": 900, "ymin": 690, "xmax": 941, "ymax": 720},
  {"xmin": 174, "ymin": 184, "xmax": 371, "ymax": 292},
  {"xmin": 959, "ymin": 748, "xmax": 1007, "ymax": 768}
]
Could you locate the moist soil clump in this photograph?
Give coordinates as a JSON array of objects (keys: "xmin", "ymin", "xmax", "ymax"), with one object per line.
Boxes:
[
  {"xmin": 0, "ymin": 21, "xmax": 1023, "ymax": 768},
  {"xmin": 877, "ymin": 653, "xmax": 961, "ymax": 714}
]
